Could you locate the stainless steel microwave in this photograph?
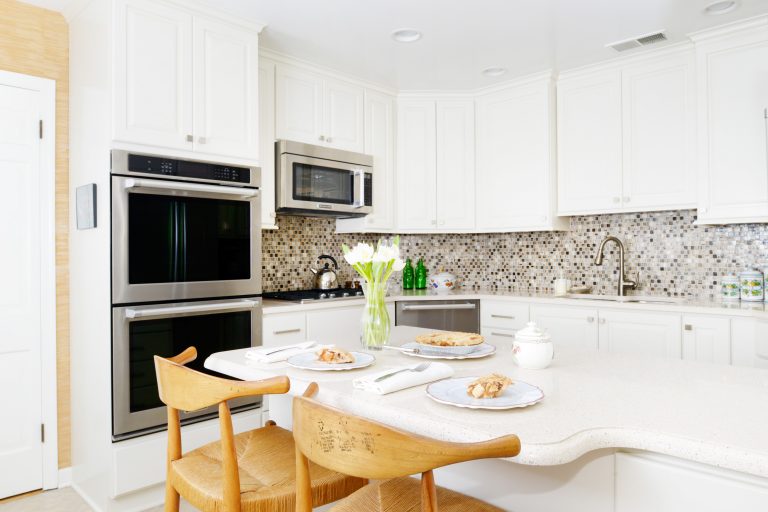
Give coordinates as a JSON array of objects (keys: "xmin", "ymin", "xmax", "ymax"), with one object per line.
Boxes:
[{"xmin": 275, "ymin": 140, "xmax": 373, "ymax": 217}]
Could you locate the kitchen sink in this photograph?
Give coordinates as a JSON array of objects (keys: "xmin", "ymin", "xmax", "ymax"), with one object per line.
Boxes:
[{"xmin": 563, "ymin": 294, "xmax": 685, "ymax": 305}]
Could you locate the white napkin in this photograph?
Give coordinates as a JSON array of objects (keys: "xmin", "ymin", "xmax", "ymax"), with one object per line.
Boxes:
[
  {"xmin": 352, "ymin": 362, "xmax": 454, "ymax": 395},
  {"xmin": 245, "ymin": 341, "xmax": 320, "ymax": 363}
]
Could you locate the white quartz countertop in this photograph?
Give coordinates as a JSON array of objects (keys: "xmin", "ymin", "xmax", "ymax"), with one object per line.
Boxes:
[
  {"xmin": 205, "ymin": 326, "xmax": 768, "ymax": 478},
  {"xmin": 262, "ymin": 288, "xmax": 768, "ymax": 319}
]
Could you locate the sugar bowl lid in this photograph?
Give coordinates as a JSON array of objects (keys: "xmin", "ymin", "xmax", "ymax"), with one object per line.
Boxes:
[{"xmin": 515, "ymin": 321, "xmax": 551, "ymax": 343}]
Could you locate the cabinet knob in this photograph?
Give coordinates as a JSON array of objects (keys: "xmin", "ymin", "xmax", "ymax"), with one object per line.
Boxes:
[
  {"xmin": 587, "ymin": 316, "xmax": 595, "ymax": 323},
  {"xmin": 623, "ymin": 197, "xmax": 630, "ymax": 203},
  {"xmin": 599, "ymin": 318, "xmax": 606, "ymax": 325},
  {"xmin": 318, "ymin": 135, "xmax": 325, "ymax": 142},
  {"xmin": 186, "ymin": 134, "xmax": 193, "ymax": 142},
  {"xmin": 613, "ymin": 197, "xmax": 620, "ymax": 203},
  {"xmin": 198, "ymin": 136, "xmax": 207, "ymax": 144},
  {"xmin": 684, "ymin": 324, "xmax": 693, "ymax": 331},
  {"xmin": 326, "ymin": 136, "xmax": 333, "ymax": 143}
]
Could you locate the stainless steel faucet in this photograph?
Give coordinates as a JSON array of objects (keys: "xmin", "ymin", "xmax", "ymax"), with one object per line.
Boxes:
[{"xmin": 593, "ymin": 236, "xmax": 637, "ymax": 296}]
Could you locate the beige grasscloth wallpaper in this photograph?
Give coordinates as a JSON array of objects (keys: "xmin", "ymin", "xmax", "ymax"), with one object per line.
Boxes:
[{"xmin": 0, "ymin": 0, "xmax": 70, "ymax": 468}]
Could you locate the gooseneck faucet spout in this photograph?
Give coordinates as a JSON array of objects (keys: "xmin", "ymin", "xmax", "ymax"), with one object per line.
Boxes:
[{"xmin": 593, "ymin": 236, "xmax": 637, "ymax": 296}]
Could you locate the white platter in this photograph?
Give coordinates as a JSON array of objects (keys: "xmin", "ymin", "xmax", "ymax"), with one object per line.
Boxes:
[
  {"xmin": 286, "ymin": 351, "xmax": 375, "ymax": 371},
  {"xmin": 426, "ymin": 376, "xmax": 544, "ymax": 410},
  {"xmin": 399, "ymin": 342, "xmax": 496, "ymax": 360}
]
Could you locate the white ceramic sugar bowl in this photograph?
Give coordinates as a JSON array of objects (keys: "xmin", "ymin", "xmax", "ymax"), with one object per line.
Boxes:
[{"xmin": 512, "ymin": 321, "xmax": 554, "ymax": 370}]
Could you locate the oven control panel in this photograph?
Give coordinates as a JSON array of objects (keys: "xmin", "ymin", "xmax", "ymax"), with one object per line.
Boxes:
[{"xmin": 126, "ymin": 154, "xmax": 251, "ymax": 184}]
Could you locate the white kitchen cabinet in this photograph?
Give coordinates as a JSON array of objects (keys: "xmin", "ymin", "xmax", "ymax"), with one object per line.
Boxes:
[
  {"xmin": 692, "ymin": 18, "xmax": 768, "ymax": 224},
  {"xmin": 113, "ymin": 0, "xmax": 260, "ymax": 161},
  {"xmin": 480, "ymin": 327, "xmax": 518, "ymax": 345},
  {"xmin": 682, "ymin": 315, "xmax": 730, "ymax": 364},
  {"xmin": 615, "ymin": 451, "xmax": 768, "ymax": 512},
  {"xmin": 476, "ymin": 74, "xmax": 567, "ymax": 232},
  {"xmin": 731, "ymin": 317, "xmax": 768, "ymax": 369},
  {"xmin": 306, "ymin": 303, "xmax": 395, "ymax": 343},
  {"xmin": 557, "ymin": 70, "xmax": 623, "ymax": 214},
  {"xmin": 436, "ymin": 100, "xmax": 475, "ymax": 230},
  {"xmin": 337, "ymin": 90, "xmax": 396, "ymax": 232},
  {"xmin": 275, "ymin": 65, "xmax": 364, "ymax": 152},
  {"xmin": 480, "ymin": 301, "xmax": 530, "ymax": 331},
  {"xmin": 598, "ymin": 309, "xmax": 681, "ymax": 358},
  {"xmin": 263, "ymin": 312, "xmax": 306, "ymax": 346},
  {"xmin": 530, "ymin": 305, "xmax": 599, "ymax": 351},
  {"xmin": 259, "ymin": 57, "xmax": 277, "ymax": 228},
  {"xmin": 396, "ymin": 100, "xmax": 437, "ymax": 230}
]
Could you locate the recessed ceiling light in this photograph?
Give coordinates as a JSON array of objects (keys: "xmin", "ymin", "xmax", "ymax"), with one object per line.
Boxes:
[
  {"xmin": 482, "ymin": 67, "xmax": 507, "ymax": 77},
  {"xmin": 391, "ymin": 28, "xmax": 422, "ymax": 43},
  {"xmin": 703, "ymin": 0, "xmax": 739, "ymax": 15}
]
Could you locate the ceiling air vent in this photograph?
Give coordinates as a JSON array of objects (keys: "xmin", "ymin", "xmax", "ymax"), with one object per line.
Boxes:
[{"xmin": 606, "ymin": 31, "xmax": 667, "ymax": 52}]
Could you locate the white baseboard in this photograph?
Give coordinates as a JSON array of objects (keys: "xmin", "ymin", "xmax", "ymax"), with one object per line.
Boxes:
[{"xmin": 58, "ymin": 467, "xmax": 72, "ymax": 488}]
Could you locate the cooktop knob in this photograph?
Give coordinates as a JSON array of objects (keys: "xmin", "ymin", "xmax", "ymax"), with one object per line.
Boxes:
[
  {"xmin": 319, "ymin": 293, "xmax": 328, "ymax": 299},
  {"xmin": 342, "ymin": 292, "xmax": 349, "ymax": 297}
]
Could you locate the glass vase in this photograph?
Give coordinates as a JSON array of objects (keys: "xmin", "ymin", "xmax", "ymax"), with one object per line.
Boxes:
[{"xmin": 360, "ymin": 281, "xmax": 390, "ymax": 350}]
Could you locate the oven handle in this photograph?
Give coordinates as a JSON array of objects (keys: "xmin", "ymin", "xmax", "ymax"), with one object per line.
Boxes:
[
  {"xmin": 125, "ymin": 300, "xmax": 259, "ymax": 319},
  {"xmin": 124, "ymin": 178, "xmax": 258, "ymax": 198},
  {"xmin": 399, "ymin": 302, "xmax": 477, "ymax": 311},
  {"xmin": 352, "ymin": 169, "xmax": 365, "ymax": 208}
]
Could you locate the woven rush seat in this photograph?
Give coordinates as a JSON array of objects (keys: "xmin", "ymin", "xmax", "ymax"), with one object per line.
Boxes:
[
  {"xmin": 329, "ymin": 476, "xmax": 505, "ymax": 512},
  {"xmin": 171, "ymin": 424, "xmax": 365, "ymax": 512}
]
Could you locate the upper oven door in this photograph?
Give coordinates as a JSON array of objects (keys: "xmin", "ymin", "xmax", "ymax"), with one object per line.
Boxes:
[
  {"xmin": 112, "ymin": 176, "xmax": 261, "ymax": 304},
  {"xmin": 277, "ymin": 153, "xmax": 373, "ymax": 214}
]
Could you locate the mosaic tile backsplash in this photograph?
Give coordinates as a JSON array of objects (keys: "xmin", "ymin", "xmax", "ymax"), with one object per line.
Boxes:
[{"xmin": 261, "ymin": 210, "xmax": 768, "ymax": 299}]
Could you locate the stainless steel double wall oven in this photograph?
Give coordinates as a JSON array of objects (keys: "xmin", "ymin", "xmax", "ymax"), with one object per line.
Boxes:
[{"xmin": 110, "ymin": 150, "xmax": 263, "ymax": 440}]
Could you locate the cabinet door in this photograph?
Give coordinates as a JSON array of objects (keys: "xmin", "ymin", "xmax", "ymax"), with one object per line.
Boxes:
[
  {"xmin": 362, "ymin": 90, "xmax": 395, "ymax": 229},
  {"xmin": 275, "ymin": 65, "xmax": 323, "ymax": 145},
  {"xmin": 263, "ymin": 312, "xmax": 306, "ymax": 346},
  {"xmin": 530, "ymin": 305, "xmax": 599, "ymax": 351},
  {"xmin": 622, "ymin": 53, "xmax": 696, "ymax": 211},
  {"xmin": 436, "ymin": 100, "xmax": 475, "ymax": 230},
  {"xmin": 697, "ymin": 36, "xmax": 768, "ymax": 223},
  {"xmin": 476, "ymin": 81, "xmax": 556, "ymax": 230},
  {"xmin": 598, "ymin": 310, "xmax": 681, "ymax": 358},
  {"xmin": 397, "ymin": 100, "xmax": 437, "ymax": 230},
  {"xmin": 259, "ymin": 58, "xmax": 277, "ymax": 228},
  {"xmin": 114, "ymin": 0, "xmax": 193, "ymax": 150},
  {"xmin": 306, "ymin": 306, "xmax": 364, "ymax": 347},
  {"xmin": 192, "ymin": 16, "xmax": 259, "ymax": 160},
  {"xmin": 323, "ymin": 78, "xmax": 364, "ymax": 152},
  {"xmin": 557, "ymin": 71, "xmax": 623, "ymax": 214},
  {"xmin": 682, "ymin": 315, "xmax": 730, "ymax": 364}
]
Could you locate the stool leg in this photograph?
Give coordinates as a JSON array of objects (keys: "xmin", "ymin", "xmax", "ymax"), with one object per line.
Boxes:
[
  {"xmin": 165, "ymin": 480, "xmax": 180, "ymax": 512},
  {"xmin": 421, "ymin": 470, "xmax": 438, "ymax": 512}
]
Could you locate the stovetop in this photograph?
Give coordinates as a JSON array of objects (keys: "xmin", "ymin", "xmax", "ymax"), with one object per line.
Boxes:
[{"xmin": 263, "ymin": 287, "xmax": 365, "ymax": 304}]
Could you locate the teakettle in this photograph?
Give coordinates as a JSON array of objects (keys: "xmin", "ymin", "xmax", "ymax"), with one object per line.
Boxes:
[{"xmin": 310, "ymin": 255, "xmax": 339, "ymax": 290}]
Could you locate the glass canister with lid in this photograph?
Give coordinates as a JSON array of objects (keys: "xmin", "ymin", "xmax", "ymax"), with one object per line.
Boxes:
[
  {"xmin": 739, "ymin": 270, "xmax": 764, "ymax": 302},
  {"xmin": 721, "ymin": 275, "xmax": 740, "ymax": 301}
]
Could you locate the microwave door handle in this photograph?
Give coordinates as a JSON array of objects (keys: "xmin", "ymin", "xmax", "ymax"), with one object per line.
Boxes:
[
  {"xmin": 352, "ymin": 169, "xmax": 364, "ymax": 208},
  {"xmin": 124, "ymin": 178, "xmax": 258, "ymax": 198},
  {"xmin": 125, "ymin": 300, "xmax": 258, "ymax": 319}
]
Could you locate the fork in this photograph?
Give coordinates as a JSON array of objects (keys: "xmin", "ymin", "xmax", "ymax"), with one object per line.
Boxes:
[{"xmin": 373, "ymin": 362, "xmax": 431, "ymax": 382}]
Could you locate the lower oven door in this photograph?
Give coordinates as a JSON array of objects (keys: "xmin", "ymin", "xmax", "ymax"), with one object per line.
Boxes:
[{"xmin": 112, "ymin": 297, "xmax": 262, "ymax": 440}]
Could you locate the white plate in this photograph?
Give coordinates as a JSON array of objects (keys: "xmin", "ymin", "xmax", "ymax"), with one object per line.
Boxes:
[
  {"xmin": 399, "ymin": 342, "xmax": 496, "ymax": 360},
  {"xmin": 286, "ymin": 351, "xmax": 375, "ymax": 371},
  {"xmin": 426, "ymin": 376, "xmax": 544, "ymax": 410}
]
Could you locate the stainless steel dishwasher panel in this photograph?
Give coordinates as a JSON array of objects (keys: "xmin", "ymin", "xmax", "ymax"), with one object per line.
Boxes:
[{"xmin": 395, "ymin": 300, "xmax": 480, "ymax": 332}]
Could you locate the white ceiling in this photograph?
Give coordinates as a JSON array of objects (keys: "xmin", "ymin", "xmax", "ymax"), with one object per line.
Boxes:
[{"xmin": 22, "ymin": 0, "xmax": 768, "ymax": 90}]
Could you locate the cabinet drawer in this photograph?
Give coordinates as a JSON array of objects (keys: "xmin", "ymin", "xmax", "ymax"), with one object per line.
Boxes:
[
  {"xmin": 481, "ymin": 301, "xmax": 529, "ymax": 330},
  {"xmin": 263, "ymin": 312, "xmax": 306, "ymax": 346},
  {"xmin": 481, "ymin": 327, "xmax": 518, "ymax": 345}
]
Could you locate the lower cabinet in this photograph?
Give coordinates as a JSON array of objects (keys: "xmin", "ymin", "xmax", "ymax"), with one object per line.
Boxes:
[
  {"xmin": 263, "ymin": 311, "xmax": 306, "ymax": 346},
  {"xmin": 598, "ymin": 310, "xmax": 681, "ymax": 358},
  {"xmin": 615, "ymin": 451, "xmax": 768, "ymax": 512},
  {"xmin": 530, "ymin": 305, "xmax": 599, "ymax": 351},
  {"xmin": 682, "ymin": 315, "xmax": 731, "ymax": 364}
]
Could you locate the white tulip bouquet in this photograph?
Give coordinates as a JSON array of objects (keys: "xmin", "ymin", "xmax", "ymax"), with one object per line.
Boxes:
[{"xmin": 342, "ymin": 237, "xmax": 404, "ymax": 349}]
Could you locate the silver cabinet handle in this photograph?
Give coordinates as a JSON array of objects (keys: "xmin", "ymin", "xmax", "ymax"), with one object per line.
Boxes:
[
  {"xmin": 599, "ymin": 318, "xmax": 606, "ymax": 325},
  {"xmin": 491, "ymin": 314, "xmax": 515, "ymax": 319},
  {"xmin": 587, "ymin": 316, "xmax": 595, "ymax": 323},
  {"xmin": 318, "ymin": 135, "xmax": 325, "ymax": 142},
  {"xmin": 124, "ymin": 178, "xmax": 258, "ymax": 198},
  {"xmin": 273, "ymin": 328, "xmax": 302, "ymax": 335},
  {"xmin": 126, "ymin": 300, "xmax": 257, "ymax": 319},
  {"xmin": 326, "ymin": 136, "xmax": 333, "ymax": 143},
  {"xmin": 186, "ymin": 134, "xmax": 193, "ymax": 142},
  {"xmin": 490, "ymin": 331, "xmax": 516, "ymax": 338},
  {"xmin": 684, "ymin": 324, "xmax": 693, "ymax": 331},
  {"xmin": 400, "ymin": 303, "xmax": 477, "ymax": 311},
  {"xmin": 198, "ymin": 136, "xmax": 207, "ymax": 144}
]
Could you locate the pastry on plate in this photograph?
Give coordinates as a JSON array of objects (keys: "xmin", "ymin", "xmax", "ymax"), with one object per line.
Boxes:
[
  {"xmin": 415, "ymin": 331, "xmax": 484, "ymax": 347},
  {"xmin": 316, "ymin": 347, "xmax": 355, "ymax": 364},
  {"xmin": 466, "ymin": 373, "xmax": 513, "ymax": 399}
]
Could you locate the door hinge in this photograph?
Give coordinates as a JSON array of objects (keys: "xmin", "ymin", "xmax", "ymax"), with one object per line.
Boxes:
[
  {"xmin": 41, "ymin": 423, "xmax": 45, "ymax": 443},
  {"xmin": 39, "ymin": 120, "xmax": 43, "ymax": 139}
]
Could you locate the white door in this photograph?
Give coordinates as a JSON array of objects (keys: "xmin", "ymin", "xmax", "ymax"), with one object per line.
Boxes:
[
  {"xmin": 259, "ymin": 58, "xmax": 277, "ymax": 229},
  {"xmin": 0, "ymin": 83, "xmax": 44, "ymax": 498},
  {"xmin": 323, "ymin": 78, "xmax": 364, "ymax": 152},
  {"xmin": 397, "ymin": 100, "xmax": 437, "ymax": 230},
  {"xmin": 113, "ymin": 0, "xmax": 193, "ymax": 150},
  {"xmin": 275, "ymin": 65, "xmax": 323, "ymax": 145},
  {"xmin": 436, "ymin": 100, "xmax": 475, "ymax": 230},
  {"xmin": 682, "ymin": 315, "xmax": 731, "ymax": 365},
  {"xmin": 557, "ymin": 71, "xmax": 623, "ymax": 214},
  {"xmin": 621, "ymin": 53, "xmax": 696, "ymax": 211},
  {"xmin": 598, "ymin": 310, "xmax": 681, "ymax": 358},
  {"xmin": 192, "ymin": 16, "xmax": 259, "ymax": 160},
  {"xmin": 530, "ymin": 305, "xmax": 599, "ymax": 351}
]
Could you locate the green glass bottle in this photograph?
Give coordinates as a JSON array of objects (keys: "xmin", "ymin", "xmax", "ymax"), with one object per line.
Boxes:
[
  {"xmin": 402, "ymin": 258, "xmax": 415, "ymax": 290},
  {"xmin": 415, "ymin": 258, "xmax": 428, "ymax": 289}
]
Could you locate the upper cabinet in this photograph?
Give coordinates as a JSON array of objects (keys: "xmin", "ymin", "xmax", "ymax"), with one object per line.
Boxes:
[
  {"xmin": 275, "ymin": 65, "xmax": 364, "ymax": 152},
  {"xmin": 259, "ymin": 57, "xmax": 277, "ymax": 229},
  {"xmin": 113, "ymin": 0, "xmax": 261, "ymax": 162},
  {"xmin": 557, "ymin": 47, "xmax": 696, "ymax": 215},
  {"xmin": 692, "ymin": 17, "xmax": 768, "ymax": 225},
  {"xmin": 476, "ymin": 73, "xmax": 567, "ymax": 232}
]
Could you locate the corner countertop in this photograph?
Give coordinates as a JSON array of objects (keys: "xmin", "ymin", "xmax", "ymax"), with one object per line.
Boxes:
[
  {"xmin": 262, "ymin": 288, "xmax": 768, "ymax": 320},
  {"xmin": 205, "ymin": 325, "xmax": 768, "ymax": 478}
]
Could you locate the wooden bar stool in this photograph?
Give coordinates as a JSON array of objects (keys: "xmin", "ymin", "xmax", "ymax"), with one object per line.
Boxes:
[
  {"xmin": 293, "ymin": 382, "xmax": 522, "ymax": 512},
  {"xmin": 154, "ymin": 348, "xmax": 366, "ymax": 512}
]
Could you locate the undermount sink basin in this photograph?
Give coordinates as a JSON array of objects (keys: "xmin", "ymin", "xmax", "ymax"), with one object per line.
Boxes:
[{"xmin": 563, "ymin": 294, "xmax": 684, "ymax": 305}]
